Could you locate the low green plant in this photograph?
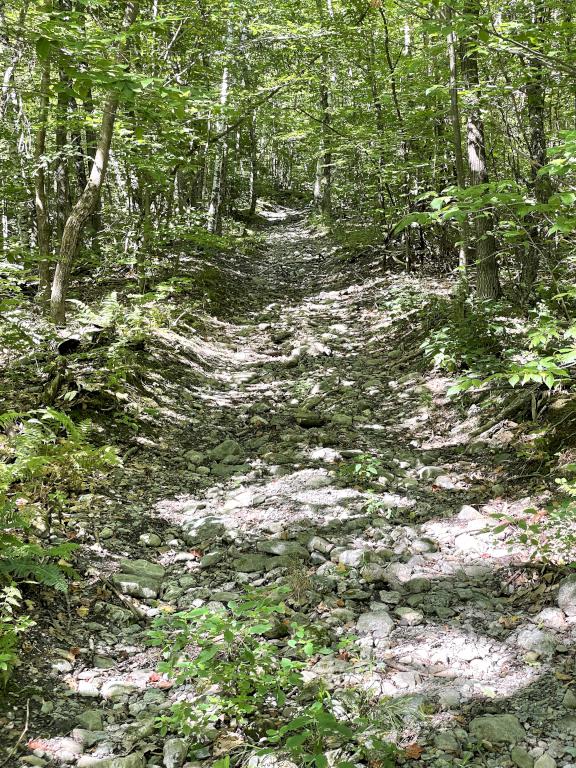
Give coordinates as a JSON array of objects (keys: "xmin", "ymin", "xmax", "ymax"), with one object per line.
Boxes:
[
  {"xmin": 0, "ymin": 585, "xmax": 35, "ymax": 682},
  {"xmin": 420, "ymin": 298, "xmax": 506, "ymax": 374},
  {"xmin": 338, "ymin": 453, "xmax": 383, "ymax": 488},
  {"xmin": 0, "ymin": 408, "xmax": 118, "ymax": 680},
  {"xmin": 149, "ymin": 588, "xmax": 401, "ymax": 768},
  {"xmin": 492, "ymin": 498, "xmax": 576, "ymax": 565}
]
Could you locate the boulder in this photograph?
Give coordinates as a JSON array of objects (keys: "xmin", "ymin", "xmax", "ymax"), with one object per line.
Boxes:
[
  {"xmin": 468, "ymin": 714, "xmax": 525, "ymax": 745},
  {"xmin": 356, "ymin": 610, "xmax": 395, "ymax": 637},
  {"xmin": 210, "ymin": 438, "xmax": 244, "ymax": 460}
]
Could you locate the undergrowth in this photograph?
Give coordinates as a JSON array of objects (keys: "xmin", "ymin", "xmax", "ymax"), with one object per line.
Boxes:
[
  {"xmin": 0, "ymin": 408, "xmax": 118, "ymax": 681},
  {"xmin": 149, "ymin": 586, "xmax": 416, "ymax": 768}
]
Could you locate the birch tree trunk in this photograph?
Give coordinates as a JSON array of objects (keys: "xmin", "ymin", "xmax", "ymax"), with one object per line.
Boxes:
[{"xmin": 50, "ymin": 1, "xmax": 139, "ymax": 323}]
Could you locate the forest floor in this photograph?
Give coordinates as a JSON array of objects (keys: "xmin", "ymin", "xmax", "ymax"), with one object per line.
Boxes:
[{"xmin": 3, "ymin": 210, "xmax": 576, "ymax": 768}]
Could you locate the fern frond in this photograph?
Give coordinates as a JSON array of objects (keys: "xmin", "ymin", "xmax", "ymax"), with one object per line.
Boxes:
[{"xmin": 0, "ymin": 412, "xmax": 21, "ymax": 430}]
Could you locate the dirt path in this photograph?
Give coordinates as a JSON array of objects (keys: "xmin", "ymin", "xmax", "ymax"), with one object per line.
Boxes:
[{"xmin": 5, "ymin": 213, "xmax": 576, "ymax": 768}]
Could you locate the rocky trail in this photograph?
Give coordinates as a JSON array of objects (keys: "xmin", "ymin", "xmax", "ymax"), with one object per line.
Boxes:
[{"xmin": 4, "ymin": 212, "xmax": 576, "ymax": 768}]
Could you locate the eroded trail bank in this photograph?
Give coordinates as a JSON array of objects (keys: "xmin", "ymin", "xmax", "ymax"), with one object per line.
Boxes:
[{"xmin": 4, "ymin": 214, "xmax": 576, "ymax": 768}]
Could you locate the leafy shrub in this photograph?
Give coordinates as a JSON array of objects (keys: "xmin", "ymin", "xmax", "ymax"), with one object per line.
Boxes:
[
  {"xmin": 420, "ymin": 298, "xmax": 506, "ymax": 374},
  {"xmin": 493, "ymin": 500, "xmax": 576, "ymax": 566},
  {"xmin": 338, "ymin": 453, "xmax": 383, "ymax": 488},
  {"xmin": 149, "ymin": 588, "xmax": 402, "ymax": 768},
  {"xmin": 0, "ymin": 408, "xmax": 118, "ymax": 680},
  {"xmin": 0, "ymin": 585, "xmax": 35, "ymax": 683}
]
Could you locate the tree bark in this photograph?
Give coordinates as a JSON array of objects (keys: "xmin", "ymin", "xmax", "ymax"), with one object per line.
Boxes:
[
  {"xmin": 460, "ymin": 0, "xmax": 501, "ymax": 299},
  {"xmin": 34, "ymin": 46, "xmax": 52, "ymax": 304},
  {"xmin": 207, "ymin": 58, "xmax": 230, "ymax": 235},
  {"xmin": 50, "ymin": 1, "xmax": 139, "ymax": 323},
  {"xmin": 445, "ymin": 5, "xmax": 469, "ymax": 277},
  {"xmin": 248, "ymin": 111, "xmax": 258, "ymax": 216},
  {"xmin": 519, "ymin": 3, "xmax": 551, "ymax": 296},
  {"xmin": 313, "ymin": 0, "xmax": 333, "ymax": 218}
]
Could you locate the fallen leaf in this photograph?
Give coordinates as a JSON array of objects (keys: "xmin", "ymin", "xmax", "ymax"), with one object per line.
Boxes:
[
  {"xmin": 404, "ymin": 743, "xmax": 423, "ymax": 759},
  {"xmin": 555, "ymin": 671, "xmax": 573, "ymax": 681}
]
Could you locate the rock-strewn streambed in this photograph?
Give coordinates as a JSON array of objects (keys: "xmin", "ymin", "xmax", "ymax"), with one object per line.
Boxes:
[{"xmin": 3, "ymin": 215, "xmax": 576, "ymax": 768}]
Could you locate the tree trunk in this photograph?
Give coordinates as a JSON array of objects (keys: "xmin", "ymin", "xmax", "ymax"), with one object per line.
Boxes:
[
  {"xmin": 460, "ymin": 0, "xmax": 501, "ymax": 299},
  {"xmin": 50, "ymin": 1, "xmax": 139, "ymax": 323},
  {"xmin": 368, "ymin": 32, "xmax": 386, "ymax": 221},
  {"xmin": 34, "ymin": 48, "xmax": 52, "ymax": 304},
  {"xmin": 207, "ymin": 60, "xmax": 230, "ymax": 235},
  {"xmin": 313, "ymin": 0, "xmax": 333, "ymax": 218},
  {"xmin": 519, "ymin": 3, "xmax": 551, "ymax": 296},
  {"xmin": 445, "ymin": 5, "xmax": 469, "ymax": 277},
  {"xmin": 54, "ymin": 68, "xmax": 71, "ymax": 241},
  {"xmin": 248, "ymin": 111, "xmax": 257, "ymax": 216}
]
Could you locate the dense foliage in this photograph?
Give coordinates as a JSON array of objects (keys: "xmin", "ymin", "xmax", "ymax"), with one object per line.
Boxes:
[{"xmin": 2, "ymin": 0, "xmax": 576, "ymax": 753}]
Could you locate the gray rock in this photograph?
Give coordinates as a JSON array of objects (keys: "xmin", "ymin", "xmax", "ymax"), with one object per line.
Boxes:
[
  {"xmin": 308, "ymin": 536, "xmax": 334, "ymax": 554},
  {"xmin": 382, "ymin": 561, "xmax": 413, "ymax": 588},
  {"xmin": 563, "ymin": 688, "xmax": 576, "ymax": 709},
  {"xmin": 558, "ymin": 575, "xmax": 576, "ymax": 616},
  {"xmin": 256, "ymin": 540, "xmax": 308, "ymax": 557},
  {"xmin": 331, "ymin": 413, "xmax": 353, "ymax": 426},
  {"xmin": 118, "ymin": 558, "xmax": 165, "ymax": 581},
  {"xmin": 77, "ymin": 709, "xmax": 103, "ymax": 731},
  {"xmin": 395, "ymin": 606, "xmax": 424, "ymax": 626},
  {"xmin": 438, "ymin": 688, "xmax": 461, "ymax": 710},
  {"xmin": 294, "ymin": 410, "xmax": 326, "ymax": 428},
  {"xmin": 184, "ymin": 450, "xmax": 206, "ymax": 464},
  {"xmin": 511, "ymin": 746, "xmax": 534, "ymax": 768},
  {"xmin": 468, "ymin": 714, "xmax": 525, "ymax": 744},
  {"xmin": 434, "ymin": 731, "xmax": 460, "ymax": 754},
  {"xmin": 337, "ymin": 549, "xmax": 366, "ymax": 567},
  {"xmin": 199, "ymin": 552, "xmax": 223, "ymax": 568},
  {"xmin": 356, "ymin": 610, "xmax": 394, "ymax": 637},
  {"xmin": 77, "ymin": 681, "xmax": 100, "ymax": 697},
  {"xmin": 534, "ymin": 607, "xmax": 566, "ymax": 630},
  {"xmin": 516, "ymin": 627, "xmax": 556, "ymax": 656},
  {"xmin": 210, "ymin": 439, "xmax": 244, "ymax": 460},
  {"xmin": 534, "ymin": 756, "xmax": 556, "ymax": 768},
  {"xmin": 211, "ymin": 462, "xmax": 250, "ymax": 477},
  {"xmin": 246, "ymin": 757, "xmax": 298, "ymax": 768},
  {"xmin": 100, "ymin": 679, "xmax": 142, "ymax": 699},
  {"xmin": 111, "ymin": 572, "xmax": 160, "ymax": 599},
  {"xmin": 302, "ymin": 474, "xmax": 332, "ymax": 489},
  {"xmin": 76, "ymin": 754, "xmax": 145, "ymax": 768},
  {"xmin": 138, "ymin": 532, "xmax": 162, "ymax": 547},
  {"xmin": 163, "ymin": 737, "xmax": 188, "ymax": 768},
  {"xmin": 233, "ymin": 554, "xmax": 286, "ymax": 573},
  {"xmin": 361, "ymin": 563, "xmax": 388, "ymax": 583},
  {"xmin": 378, "ymin": 590, "xmax": 401, "ymax": 604},
  {"xmin": 182, "ymin": 516, "xmax": 227, "ymax": 545},
  {"xmin": 94, "ymin": 656, "xmax": 115, "ymax": 670},
  {"xmin": 557, "ymin": 714, "xmax": 576, "ymax": 735},
  {"xmin": 457, "ymin": 505, "xmax": 483, "ymax": 521}
]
